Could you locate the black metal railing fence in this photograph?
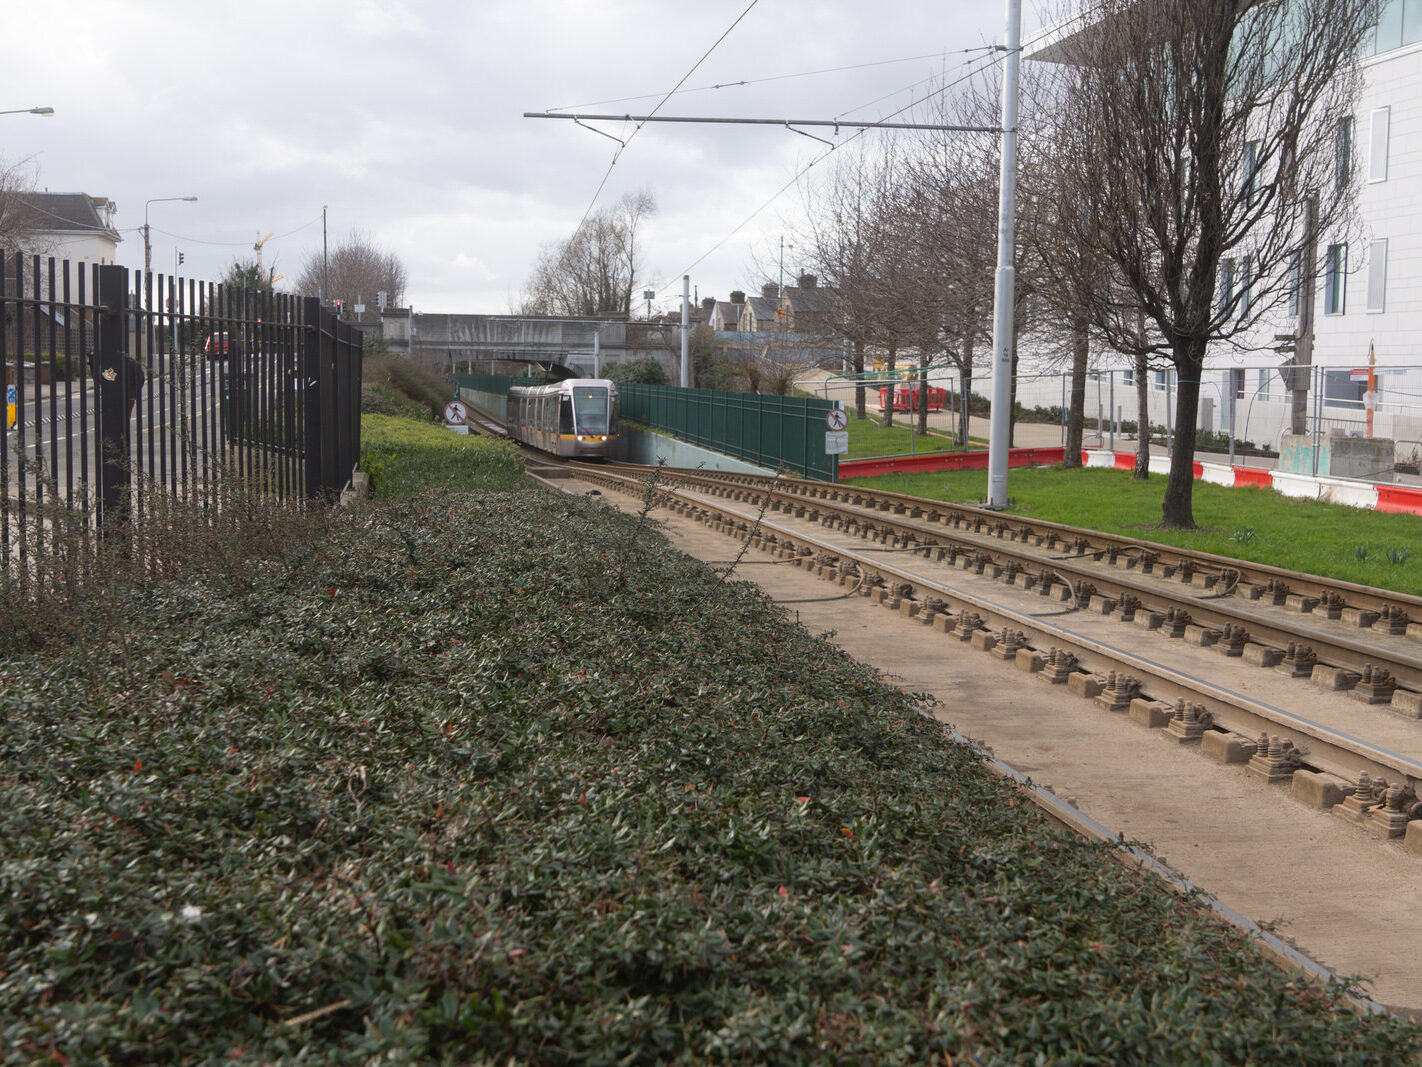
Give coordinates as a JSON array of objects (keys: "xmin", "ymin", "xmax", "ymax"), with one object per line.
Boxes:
[{"xmin": 2, "ymin": 257, "xmax": 362, "ymax": 582}]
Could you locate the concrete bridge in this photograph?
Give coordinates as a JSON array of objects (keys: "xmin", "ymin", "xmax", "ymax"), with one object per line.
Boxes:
[{"xmin": 380, "ymin": 311, "xmax": 679, "ymax": 380}]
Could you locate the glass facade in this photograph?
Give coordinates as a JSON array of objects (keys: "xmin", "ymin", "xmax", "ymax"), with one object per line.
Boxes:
[{"xmin": 1367, "ymin": 0, "xmax": 1422, "ymax": 54}]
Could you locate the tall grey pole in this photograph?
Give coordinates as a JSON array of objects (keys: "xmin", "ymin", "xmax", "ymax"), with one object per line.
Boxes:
[
  {"xmin": 986, "ymin": 0, "xmax": 1022, "ymax": 509},
  {"xmin": 593, "ymin": 328, "xmax": 601, "ymax": 376},
  {"xmin": 322, "ymin": 205, "xmax": 329, "ymax": 302},
  {"xmin": 681, "ymin": 275, "xmax": 690, "ymax": 388}
]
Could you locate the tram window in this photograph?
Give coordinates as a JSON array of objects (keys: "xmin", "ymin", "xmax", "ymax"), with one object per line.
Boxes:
[
  {"xmin": 572, "ymin": 387, "xmax": 609, "ymax": 433},
  {"xmin": 560, "ymin": 396, "xmax": 575, "ymax": 434}
]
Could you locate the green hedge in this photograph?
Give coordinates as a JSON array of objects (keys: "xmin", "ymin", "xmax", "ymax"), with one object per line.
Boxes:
[
  {"xmin": 359, "ymin": 414, "xmax": 523, "ymax": 496},
  {"xmin": 0, "ymin": 488, "xmax": 1416, "ymax": 1062}
]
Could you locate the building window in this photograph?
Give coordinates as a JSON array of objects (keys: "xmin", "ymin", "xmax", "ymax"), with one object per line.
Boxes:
[
  {"xmin": 1367, "ymin": 239, "xmax": 1388, "ymax": 313},
  {"xmin": 1323, "ymin": 370, "xmax": 1367, "ymax": 406},
  {"xmin": 1218, "ymin": 258, "xmax": 1235, "ymax": 312},
  {"xmin": 1238, "ymin": 255, "xmax": 1253, "ymax": 318},
  {"xmin": 1153, "ymin": 369, "xmax": 1168, "ymax": 391},
  {"xmin": 1324, "ymin": 243, "xmax": 1346, "ymax": 316},
  {"xmin": 1231, "ymin": 367, "xmax": 1245, "ymax": 399},
  {"xmin": 1242, "ymin": 140, "xmax": 1261, "ymax": 206},
  {"xmin": 1336, "ymin": 117, "xmax": 1354, "ymax": 192},
  {"xmin": 1377, "ymin": 0, "xmax": 1404, "ymax": 51},
  {"xmin": 1369, "ymin": 107, "xmax": 1390, "ymax": 183},
  {"xmin": 1122, "ymin": 366, "xmax": 1134, "ymax": 387}
]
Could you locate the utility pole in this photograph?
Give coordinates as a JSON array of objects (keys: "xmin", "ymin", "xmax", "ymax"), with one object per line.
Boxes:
[
  {"xmin": 681, "ymin": 275, "xmax": 690, "ymax": 388},
  {"xmin": 986, "ymin": 0, "xmax": 1022, "ymax": 510},
  {"xmin": 322, "ymin": 205, "xmax": 329, "ymax": 302}
]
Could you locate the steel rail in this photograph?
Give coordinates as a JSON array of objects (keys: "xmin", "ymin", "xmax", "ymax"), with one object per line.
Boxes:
[{"xmin": 568, "ymin": 463, "xmax": 1422, "ymax": 792}]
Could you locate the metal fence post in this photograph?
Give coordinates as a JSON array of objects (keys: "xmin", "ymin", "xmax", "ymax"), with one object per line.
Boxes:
[
  {"xmin": 301, "ymin": 296, "xmax": 324, "ymax": 498},
  {"xmin": 96, "ymin": 264, "xmax": 131, "ymax": 536}
]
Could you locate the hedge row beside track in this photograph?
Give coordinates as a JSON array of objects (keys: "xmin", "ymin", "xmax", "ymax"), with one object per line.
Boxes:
[{"xmin": 2, "ymin": 487, "xmax": 1419, "ymax": 1063}]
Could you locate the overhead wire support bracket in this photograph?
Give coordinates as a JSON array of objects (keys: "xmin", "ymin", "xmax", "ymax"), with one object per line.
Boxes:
[
  {"xmin": 784, "ymin": 121, "xmax": 836, "ymax": 147},
  {"xmin": 573, "ymin": 117, "xmax": 626, "ymax": 146},
  {"xmin": 525, "ymin": 112, "xmax": 1000, "ymax": 134}
]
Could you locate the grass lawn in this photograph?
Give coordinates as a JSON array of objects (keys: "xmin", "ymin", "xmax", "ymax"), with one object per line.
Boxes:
[
  {"xmin": 847, "ymin": 464, "xmax": 1422, "ymax": 596},
  {"xmin": 842, "ymin": 412, "xmax": 966, "ymax": 458}
]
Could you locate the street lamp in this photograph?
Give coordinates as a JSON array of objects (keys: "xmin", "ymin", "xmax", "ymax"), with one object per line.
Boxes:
[
  {"xmin": 0, "ymin": 107, "xmax": 53, "ymax": 117},
  {"xmin": 143, "ymin": 196, "xmax": 197, "ymax": 278}
]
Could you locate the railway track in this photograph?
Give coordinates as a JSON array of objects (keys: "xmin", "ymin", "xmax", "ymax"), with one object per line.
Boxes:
[{"xmin": 539, "ymin": 459, "xmax": 1422, "ymax": 859}]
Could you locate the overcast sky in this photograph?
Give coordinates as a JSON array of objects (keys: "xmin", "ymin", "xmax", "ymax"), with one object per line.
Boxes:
[{"xmin": 2, "ymin": 1, "xmax": 1050, "ymax": 316}]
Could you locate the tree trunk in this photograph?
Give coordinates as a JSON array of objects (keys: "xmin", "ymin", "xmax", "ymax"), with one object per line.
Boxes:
[
  {"xmin": 881, "ymin": 343, "xmax": 898, "ymax": 428},
  {"xmin": 1133, "ymin": 351, "xmax": 1150, "ymax": 480},
  {"xmin": 1063, "ymin": 316, "xmax": 1088, "ymax": 468},
  {"xmin": 1160, "ymin": 355, "xmax": 1203, "ymax": 529},
  {"xmin": 917, "ymin": 354, "xmax": 930, "ymax": 436},
  {"xmin": 959, "ymin": 335, "xmax": 975, "ymax": 450},
  {"xmin": 853, "ymin": 340, "xmax": 866, "ymax": 419}
]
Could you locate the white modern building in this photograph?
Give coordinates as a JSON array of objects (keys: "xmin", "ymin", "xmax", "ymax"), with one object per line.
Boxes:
[{"xmin": 1012, "ymin": 3, "xmax": 1422, "ymax": 467}]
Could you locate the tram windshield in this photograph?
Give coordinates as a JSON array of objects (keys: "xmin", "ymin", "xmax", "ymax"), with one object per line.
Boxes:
[{"xmin": 571, "ymin": 386, "xmax": 610, "ymax": 434}]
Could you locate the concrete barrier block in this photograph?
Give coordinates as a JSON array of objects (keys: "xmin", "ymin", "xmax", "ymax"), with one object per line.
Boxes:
[
  {"xmin": 1405, "ymin": 819, "xmax": 1422, "ymax": 857},
  {"xmin": 1016, "ymin": 649, "xmax": 1044, "ymax": 673},
  {"xmin": 1201, "ymin": 731, "xmax": 1256, "ymax": 764},
  {"xmin": 1291, "ymin": 769, "xmax": 1351, "ymax": 811},
  {"xmin": 1242, "ymin": 644, "xmax": 1284, "ymax": 668},
  {"xmin": 1128, "ymin": 698, "xmax": 1173, "ymax": 728},
  {"xmin": 1067, "ymin": 673, "xmax": 1104, "ymax": 699},
  {"xmin": 1183, "ymin": 625, "xmax": 1219, "ymax": 648},
  {"xmin": 1390, "ymin": 689, "xmax": 1422, "ymax": 719},
  {"xmin": 1311, "ymin": 665, "xmax": 1360, "ymax": 692}
]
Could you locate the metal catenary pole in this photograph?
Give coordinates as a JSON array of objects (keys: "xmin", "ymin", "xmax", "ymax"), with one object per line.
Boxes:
[{"xmin": 986, "ymin": 0, "xmax": 1022, "ymax": 509}]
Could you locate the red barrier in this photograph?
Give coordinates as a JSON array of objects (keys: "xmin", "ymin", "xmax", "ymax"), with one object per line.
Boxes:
[
  {"xmin": 877, "ymin": 385, "xmax": 947, "ymax": 412},
  {"xmin": 1233, "ymin": 467, "xmax": 1273, "ymax": 488},
  {"xmin": 1376, "ymin": 485, "xmax": 1422, "ymax": 516},
  {"xmin": 839, "ymin": 447, "xmax": 1067, "ymax": 480}
]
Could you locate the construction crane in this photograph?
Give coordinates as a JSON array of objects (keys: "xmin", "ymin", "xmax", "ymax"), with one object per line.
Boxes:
[{"xmin": 253, "ymin": 231, "xmax": 274, "ymax": 282}]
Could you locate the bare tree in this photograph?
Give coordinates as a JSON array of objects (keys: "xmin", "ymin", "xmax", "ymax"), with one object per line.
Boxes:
[
  {"xmin": 296, "ymin": 230, "xmax": 407, "ymax": 310},
  {"xmin": 0, "ymin": 157, "xmax": 50, "ymax": 256},
  {"xmin": 794, "ymin": 146, "xmax": 916, "ymax": 421},
  {"xmin": 1039, "ymin": 0, "xmax": 1377, "ymax": 527},
  {"xmin": 520, "ymin": 190, "xmax": 656, "ymax": 317}
]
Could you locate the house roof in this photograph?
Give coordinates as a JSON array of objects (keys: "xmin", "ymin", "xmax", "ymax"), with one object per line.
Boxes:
[
  {"xmin": 783, "ymin": 284, "xmax": 838, "ymax": 315},
  {"xmin": 13, "ymin": 193, "xmax": 121, "ymax": 242},
  {"xmin": 743, "ymin": 296, "xmax": 779, "ymax": 321}
]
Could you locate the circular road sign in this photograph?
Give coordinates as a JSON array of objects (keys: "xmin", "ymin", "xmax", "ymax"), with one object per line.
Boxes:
[
  {"xmin": 444, "ymin": 400, "xmax": 469, "ymax": 425},
  {"xmin": 826, "ymin": 408, "xmax": 848, "ymax": 432}
]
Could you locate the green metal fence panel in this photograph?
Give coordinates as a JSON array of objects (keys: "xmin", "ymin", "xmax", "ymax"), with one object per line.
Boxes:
[{"xmin": 619, "ymin": 384, "xmax": 838, "ymax": 481}]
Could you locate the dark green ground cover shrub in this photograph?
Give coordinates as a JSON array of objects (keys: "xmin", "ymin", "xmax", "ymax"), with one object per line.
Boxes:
[
  {"xmin": 361, "ymin": 414, "xmax": 524, "ymax": 496},
  {"xmin": 1, "ymin": 488, "xmax": 1418, "ymax": 1063}
]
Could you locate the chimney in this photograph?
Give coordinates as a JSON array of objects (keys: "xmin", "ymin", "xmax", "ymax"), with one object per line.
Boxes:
[
  {"xmin": 797, "ymin": 273, "xmax": 817, "ymax": 289},
  {"xmin": 729, "ymin": 290, "xmax": 745, "ymax": 304},
  {"xmin": 701, "ymin": 296, "xmax": 715, "ymax": 310},
  {"xmin": 761, "ymin": 282, "xmax": 779, "ymax": 299}
]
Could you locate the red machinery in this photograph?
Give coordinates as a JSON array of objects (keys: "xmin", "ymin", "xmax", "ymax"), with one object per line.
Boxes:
[{"xmin": 878, "ymin": 385, "xmax": 947, "ymax": 413}]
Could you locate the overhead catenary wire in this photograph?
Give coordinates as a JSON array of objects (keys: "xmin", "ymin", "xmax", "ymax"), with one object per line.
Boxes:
[
  {"xmin": 644, "ymin": 44, "xmax": 1012, "ymax": 292},
  {"xmin": 559, "ymin": 0, "xmax": 762, "ymax": 250},
  {"xmin": 544, "ymin": 47, "xmax": 1000, "ymax": 113}
]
